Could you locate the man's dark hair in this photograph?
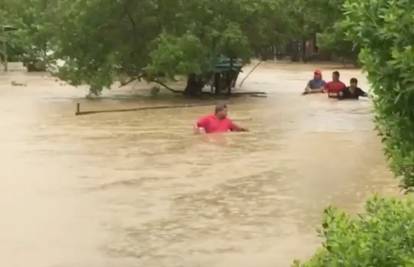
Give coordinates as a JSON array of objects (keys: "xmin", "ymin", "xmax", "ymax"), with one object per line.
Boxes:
[
  {"xmin": 333, "ymin": 71, "xmax": 340, "ymax": 77},
  {"xmin": 215, "ymin": 103, "xmax": 227, "ymax": 113},
  {"xmin": 350, "ymin": 78, "xmax": 358, "ymax": 83}
]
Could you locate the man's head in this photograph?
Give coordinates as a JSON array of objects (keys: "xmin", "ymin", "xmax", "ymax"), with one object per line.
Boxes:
[
  {"xmin": 332, "ymin": 71, "xmax": 340, "ymax": 82},
  {"xmin": 314, "ymin": 69, "xmax": 322, "ymax": 80},
  {"xmin": 350, "ymin": 78, "xmax": 358, "ymax": 89},
  {"xmin": 215, "ymin": 103, "xmax": 228, "ymax": 119}
]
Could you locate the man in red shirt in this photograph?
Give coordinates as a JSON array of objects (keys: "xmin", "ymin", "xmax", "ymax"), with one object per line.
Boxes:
[
  {"xmin": 195, "ymin": 104, "xmax": 248, "ymax": 134},
  {"xmin": 325, "ymin": 71, "xmax": 346, "ymax": 98}
]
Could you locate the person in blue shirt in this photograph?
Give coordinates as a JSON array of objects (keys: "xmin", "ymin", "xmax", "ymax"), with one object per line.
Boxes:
[{"xmin": 303, "ymin": 70, "xmax": 326, "ymax": 95}]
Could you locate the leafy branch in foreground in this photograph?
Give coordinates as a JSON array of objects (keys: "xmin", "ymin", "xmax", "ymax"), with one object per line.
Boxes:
[{"xmin": 294, "ymin": 196, "xmax": 414, "ymax": 267}]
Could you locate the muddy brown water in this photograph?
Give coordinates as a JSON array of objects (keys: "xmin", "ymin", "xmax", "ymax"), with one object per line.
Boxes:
[{"xmin": 0, "ymin": 62, "xmax": 397, "ymax": 267}]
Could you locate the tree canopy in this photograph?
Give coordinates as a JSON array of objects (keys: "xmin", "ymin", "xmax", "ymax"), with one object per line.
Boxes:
[
  {"xmin": 53, "ymin": 0, "xmax": 296, "ymax": 95},
  {"xmin": 0, "ymin": 0, "xmax": 355, "ymax": 95}
]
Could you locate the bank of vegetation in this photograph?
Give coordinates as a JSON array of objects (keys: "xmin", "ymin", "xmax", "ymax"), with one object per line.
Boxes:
[{"xmin": 295, "ymin": 0, "xmax": 414, "ymax": 265}]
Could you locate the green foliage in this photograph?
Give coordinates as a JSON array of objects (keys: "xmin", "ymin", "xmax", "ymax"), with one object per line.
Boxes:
[
  {"xmin": 305, "ymin": 0, "xmax": 358, "ymax": 60},
  {"xmin": 53, "ymin": 0, "xmax": 157, "ymax": 91},
  {"xmin": 0, "ymin": 0, "xmax": 57, "ymax": 68},
  {"xmin": 301, "ymin": 2, "xmax": 414, "ymax": 257},
  {"xmin": 276, "ymin": 0, "xmax": 358, "ymax": 61},
  {"xmin": 50, "ymin": 0, "xmax": 299, "ymax": 94},
  {"xmin": 146, "ymin": 33, "xmax": 208, "ymax": 78},
  {"xmin": 343, "ymin": 0, "xmax": 414, "ymax": 187},
  {"xmin": 318, "ymin": 20, "xmax": 358, "ymax": 61},
  {"xmin": 1, "ymin": 0, "xmax": 355, "ymax": 91},
  {"xmin": 217, "ymin": 23, "xmax": 250, "ymax": 59},
  {"xmin": 294, "ymin": 196, "xmax": 414, "ymax": 267}
]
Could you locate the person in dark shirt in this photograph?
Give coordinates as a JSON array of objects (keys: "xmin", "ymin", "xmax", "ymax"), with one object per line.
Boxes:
[
  {"xmin": 303, "ymin": 70, "xmax": 326, "ymax": 95},
  {"xmin": 338, "ymin": 78, "xmax": 368, "ymax": 100}
]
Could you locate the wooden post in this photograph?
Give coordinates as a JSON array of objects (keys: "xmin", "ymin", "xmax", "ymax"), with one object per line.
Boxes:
[
  {"xmin": 3, "ymin": 36, "xmax": 7, "ymax": 72},
  {"xmin": 228, "ymin": 57, "xmax": 234, "ymax": 96},
  {"xmin": 76, "ymin": 103, "xmax": 80, "ymax": 115},
  {"xmin": 1, "ymin": 26, "xmax": 7, "ymax": 72}
]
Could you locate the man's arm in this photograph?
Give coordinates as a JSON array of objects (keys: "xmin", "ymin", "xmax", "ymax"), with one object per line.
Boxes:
[
  {"xmin": 303, "ymin": 81, "xmax": 325, "ymax": 95},
  {"xmin": 194, "ymin": 125, "xmax": 206, "ymax": 134},
  {"xmin": 338, "ymin": 87, "xmax": 355, "ymax": 100},
  {"xmin": 230, "ymin": 120, "xmax": 248, "ymax": 132},
  {"xmin": 324, "ymin": 82, "xmax": 330, "ymax": 93},
  {"xmin": 194, "ymin": 117, "xmax": 208, "ymax": 134},
  {"xmin": 337, "ymin": 89, "xmax": 346, "ymax": 100},
  {"xmin": 303, "ymin": 81, "xmax": 312, "ymax": 94},
  {"xmin": 321, "ymin": 81, "xmax": 327, "ymax": 93},
  {"xmin": 310, "ymin": 88, "xmax": 324, "ymax": 93},
  {"xmin": 358, "ymin": 88, "xmax": 368, "ymax": 97}
]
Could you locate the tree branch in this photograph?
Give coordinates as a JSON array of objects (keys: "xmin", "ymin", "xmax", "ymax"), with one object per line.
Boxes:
[
  {"xmin": 122, "ymin": 0, "xmax": 138, "ymax": 37},
  {"xmin": 153, "ymin": 79, "xmax": 182, "ymax": 93}
]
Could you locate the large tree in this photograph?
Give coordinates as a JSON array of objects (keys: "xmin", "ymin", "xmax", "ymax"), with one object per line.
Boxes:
[{"xmin": 52, "ymin": 0, "xmax": 291, "ymax": 96}]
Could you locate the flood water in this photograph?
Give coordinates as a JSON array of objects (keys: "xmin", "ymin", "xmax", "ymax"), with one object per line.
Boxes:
[{"xmin": 0, "ymin": 62, "xmax": 398, "ymax": 267}]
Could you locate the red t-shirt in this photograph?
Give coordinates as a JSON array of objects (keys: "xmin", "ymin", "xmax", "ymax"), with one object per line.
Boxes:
[
  {"xmin": 197, "ymin": 114, "xmax": 240, "ymax": 133},
  {"xmin": 325, "ymin": 81, "xmax": 346, "ymax": 93}
]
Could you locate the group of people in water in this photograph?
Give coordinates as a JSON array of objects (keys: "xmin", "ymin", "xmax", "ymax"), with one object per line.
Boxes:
[
  {"xmin": 303, "ymin": 70, "xmax": 368, "ymax": 100},
  {"xmin": 195, "ymin": 69, "xmax": 368, "ymax": 134}
]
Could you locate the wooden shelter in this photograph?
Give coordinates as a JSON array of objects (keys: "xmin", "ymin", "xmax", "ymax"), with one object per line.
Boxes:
[{"xmin": 210, "ymin": 56, "xmax": 243, "ymax": 95}]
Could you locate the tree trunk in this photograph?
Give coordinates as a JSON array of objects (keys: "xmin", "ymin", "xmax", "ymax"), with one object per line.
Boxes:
[
  {"xmin": 184, "ymin": 74, "xmax": 205, "ymax": 96},
  {"xmin": 290, "ymin": 41, "xmax": 301, "ymax": 62},
  {"xmin": 302, "ymin": 39, "xmax": 307, "ymax": 62},
  {"xmin": 214, "ymin": 73, "xmax": 221, "ymax": 95},
  {"xmin": 228, "ymin": 58, "xmax": 234, "ymax": 95}
]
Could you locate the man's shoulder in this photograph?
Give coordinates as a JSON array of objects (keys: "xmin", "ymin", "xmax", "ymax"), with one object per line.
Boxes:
[
  {"xmin": 329, "ymin": 81, "xmax": 347, "ymax": 88},
  {"xmin": 198, "ymin": 114, "xmax": 215, "ymax": 122}
]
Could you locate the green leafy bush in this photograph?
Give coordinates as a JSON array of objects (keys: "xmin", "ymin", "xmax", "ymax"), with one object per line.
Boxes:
[
  {"xmin": 341, "ymin": 0, "xmax": 414, "ymax": 188},
  {"xmin": 294, "ymin": 196, "xmax": 414, "ymax": 267}
]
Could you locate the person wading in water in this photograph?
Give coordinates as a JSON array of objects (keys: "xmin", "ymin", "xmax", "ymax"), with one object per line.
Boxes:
[
  {"xmin": 194, "ymin": 104, "xmax": 248, "ymax": 134},
  {"xmin": 338, "ymin": 78, "xmax": 368, "ymax": 100},
  {"xmin": 325, "ymin": 71, "xmax": 346, "ymax": 98},
  {"xmin": 302, "ymin": 69, "xmax": 326, "ymax": 95}
]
